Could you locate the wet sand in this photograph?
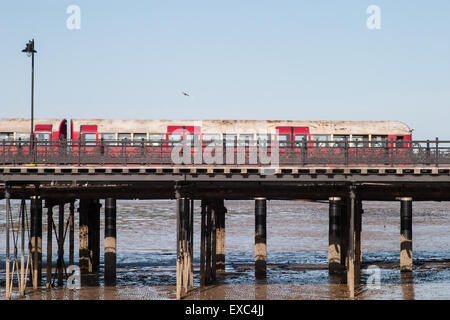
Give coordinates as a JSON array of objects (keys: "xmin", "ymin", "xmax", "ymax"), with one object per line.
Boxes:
[{"xmin": 0, "ymin": 200, "xmax": 449, "ymax": 300}]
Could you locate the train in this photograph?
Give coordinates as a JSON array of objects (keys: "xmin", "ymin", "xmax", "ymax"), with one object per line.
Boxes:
[
  {"xmin": 0, "ymin": 118, "xmax": 413, "ymax": 165},
  {"xmin": 0, "ymin": 118, "xmax": 412, "ymax": 146}
]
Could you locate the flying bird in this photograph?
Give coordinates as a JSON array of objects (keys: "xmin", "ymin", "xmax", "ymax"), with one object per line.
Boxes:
[{"xmin": 181, "ymin": 91, "xmax": 191, "ymax": 97}]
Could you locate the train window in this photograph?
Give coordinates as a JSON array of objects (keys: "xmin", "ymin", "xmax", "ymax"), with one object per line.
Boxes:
[
  {"xmin": 312, "ymin": 135, "xmax": 330, "ymax": 147},
  {"xmin": 333, "ymin": 135, "xmax": 348, "ymax": 147},
  {"xmin": 0, "ymin": 132, "xmax": 14, "ymax": 141},
  {"xmin": 168, "ymin": 133, "xmax": 182, "ymax": 146},
  {"xmin": 277, "ymin": 134, "xmax": 289, "ymax": 147},
  {"xmin": 371, "ymin": 135, "xmax": 387, "ymax": 147},
  {"xmin": 352, "ymin": 135, "xmax": 369, "ymax": 147},
  {"xmin": 203, "ymin": 134, "xmax": 220, "ymax": 145},
  {"xmin": 224, "ymin": 134, "xmax": 237, "ymax": 147},
  {"xmin": 149, "ymin": 133, "xmax": 163, "ymax": 146},
  {"xmin": 133, "ymin": 133, "xmax": 146, "ymax": 142},
  {"xmin": 186, "ymin": 134, "xmax": 200, "ymax": 145},
  {"xmin": 118, "ymin": 133, "xmax": 131, "ymax": 144},
  {"xmin": 239, "ymin": 134, "xmax": 254, "ymax": 147},
  {"xmin": 83, "ymin": 133, "xmax": 97, "ymax": 146},
  {"xmin": 257, "ymin": 134, "xmax": 271, "ymax": 147},
  {"xmin": 102, "ymin": 133, "xmax": 116, "ymax": 146},
  {"xmin": 396, "ymin": 136, "xmax": 405, "ymax": 148},
  {"xmin": 16, "ymin": 133, "xmax": 30, "ymax": 141},
  {"xmin": 294, "ymin": 134, "xmax": 308, "ymax": 147}
]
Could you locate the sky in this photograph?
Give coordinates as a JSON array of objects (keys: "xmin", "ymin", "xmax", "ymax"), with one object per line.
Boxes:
[{"xmin": 0, "ymin": 1, "xmax": 449, "ymax": 139}]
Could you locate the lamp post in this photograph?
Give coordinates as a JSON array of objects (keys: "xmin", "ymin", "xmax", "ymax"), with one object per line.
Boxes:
[{"xmin": 22, "ymin": 39, "xmax": 37, "ymax": 157}]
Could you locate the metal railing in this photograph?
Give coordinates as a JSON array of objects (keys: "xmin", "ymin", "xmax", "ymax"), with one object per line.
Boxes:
[{"xmin": 1, "ymin": 137, "xmax": 449, "ymax": 166}]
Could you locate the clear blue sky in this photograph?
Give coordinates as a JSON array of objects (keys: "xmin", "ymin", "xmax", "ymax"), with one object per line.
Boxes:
[{"xmin": 1, "ymin": 1, "xmax": 449, "ymax": 139}]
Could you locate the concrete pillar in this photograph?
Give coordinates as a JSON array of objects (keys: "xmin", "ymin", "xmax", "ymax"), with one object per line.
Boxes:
[
  {"xmin": 400, "ymin": 197, "xmax": 413, "ymax": 272},
  {"xmin": 30, "ymin": 196, "xmax": 42, "ymax": 288},
  {"xmin": 340, "ymin": 199, "xmax": 349, "ymax": 271},
  {"xmin": 104, "ymin": 198, "xmax": 117, "ymax": 286},
  {"xmin": 216, "ymin": 200, "xmax": 226, "ymax": 273},
  {"xmin": 205, "ymin": 202, "xmax": 212, "ymax": 284},
  {"xmin": 328, "ymin": 197, "xmax": 342, "ymax": 274},
  {"xmin": 347, "ymin": 189, "xmax": 361, "ymax": 298},
  {"xmin": 255, "ymin": 198, "xmax": 267, "ymax": 279}
]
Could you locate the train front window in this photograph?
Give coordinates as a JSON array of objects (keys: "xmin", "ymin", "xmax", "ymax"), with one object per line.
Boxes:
[{"xmin": 396, "ymin": 136, "xmax": 405, "ymax": 148}]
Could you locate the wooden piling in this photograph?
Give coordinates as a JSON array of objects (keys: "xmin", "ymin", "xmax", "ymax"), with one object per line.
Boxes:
[
  {"xmin": 78, "ymin": 199, "xmax": 90, "ymax": 274},
  {"xmin": 255, "ymin": 198, "xmax": 267, "ymax": 279},
  {"xmin": 5, "ymin": 188, "xmax": 11, "ymax": 300},
  {"xmin": 347, "ymin": 189, "xmax": 361, "ymax": 298},
  {"xmin": 355, "ymin": 200, "xmax": 363, "ymax": 279},
  {"xmin": 182, "ymin": 198, "xmax": 190, "ymax": 293},
  {"xmin": 400, "ymin": 197, "xmax": 413, "ymax": 272},
  {"xmin": 328, "ymin": 197, "xmax": 342, "ymax": 274},
  {"xmin": 46, "ymin": 205, "xmax": 53, "ymax": 289},
  {"xmin": 200, "ymin": 200, "xmax": 207, "ymax": 287},
  {"xmin": 176, "ymin": 195, "xmax": 183, "ymax": 300},
  {"xmin": 57, "ymin": 204, "xmax": 65, "ymax": 286},
  {"xmin": 69, "ymin": 201, "xmax": 75, "ymax": 266},
  {"xmin": 104, "ymin": 198, "xmax": 117, "ymax": 286},
  {"xmin": 189, "ymin": 199, "xmax": 194, "ymax": 289},
  {"xmin": 211, "ymin": 201, "xmax": 217, "ymax": 282},
  {"xmin": 88, "ymin": 199, "xmax": 101, "ymax": 272},
  {"xmin": 340, "ymin": 199, "xmax": 349, "ymax": 271},
  {"xmin": 205, "ymin": 203, "xmax": 212, "ymax": 284},
  {"xmin": 216, "ymin": 200, "xmax": 226, "ymax": 273},
  {"xmin": 31, "ymin": 196, "xmax": 42, "ymax": 288}
]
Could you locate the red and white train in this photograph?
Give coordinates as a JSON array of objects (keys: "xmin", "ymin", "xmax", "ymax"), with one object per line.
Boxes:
[{"xmin": 0, "ymin": 118, "xmax": 412, "ymax": 146}]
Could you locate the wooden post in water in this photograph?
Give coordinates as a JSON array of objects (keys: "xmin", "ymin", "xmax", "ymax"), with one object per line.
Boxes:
[
  {"xmin": 78, "ymin": 199, "xmax": 90, "ymax": 274},
  {"xmin": 182, "ymin": 198, "xmax": 190, "ymax": 293},
  {"xmin": 205, "ymin": 202, "xmax": 212, "ymax": 284},
  {"xmin": 400, "ymin": 197, "xmax": 413, "ymax": 272},
  {"xmin": 200, "ymin": 200, "xmax": 207, "ymax": 287},
  {"xmin": 189, "ymin": 199, "xmax": 194, "ymax": 289},
  {"xmin": 216, "ymin": 199, "xmax": 226, "ymax": 273},
  {"xmin": 211, "ymin": 201, "xmax": 217, "ymax": 282},
  {"xmin": 69, "ymin": 201, "xmax": 75, "ymax": 266},
  {"xmin": 328, "ymin": 197, "xmax": 342, "ymax": 274},
  {"xmin": 254, "ymin": 198, "xmax": 267, "ymax": 279},
  {"xmin": 347, "ymin": 188, "xmax": 361, "ymax": 298},
  {"xmin": 88, "ymin": 199, "xmax": 101, "ymax": 272},
  {"xmin": 46, "ymin": 205, "xmax": 53, "ymax": 289},
  {"xmin": 340, "ymin": 199, "xmax": 349, "ymax": 271},
  {"xmin": 104, "ymin": 198, "xmax": 117, "ymax": 286},
  {"xmin": 5, "ymin": 188, "xmax": 11, "ymax": 300},
  {"xmin": 57, "ymin": 203, "xmax": 65, "ymax": 286},
  {"xmin": 355, "ymin": 200, "xmax": 363, "ymax": 280},
  {"xmin": 175, "ymin": 188, "xmax": 183, "ymax": 300},
  {"xmin": 31, "ymin": 196, "xmax": 42, "ymax": 289}
]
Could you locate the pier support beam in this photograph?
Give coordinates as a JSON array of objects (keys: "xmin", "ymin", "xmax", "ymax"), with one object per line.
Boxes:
[
  {"xmin": 57, "ymin": 204, "xmax": 65, "ymax": 286},
  {"xmin": 328, "ymin": 197, "xmax": 342, "ymax": 274},
  {"xmin": 200, "ymin": 201, "xmax": 207, "ymax": 287},
  {"xmin": 69, "ymin": 201, "xmax": 75, "ymax": 266},
  {"xmin": 255, "ymin": 198, "xmax": 267, "ymax": 279},
  {"xmin": 215, "ymin": 200, "xmax": 226, "ymax": 273},
  {"xmin": 347, "ymin": 189, "xmax": 362, "ymax": 298},
  {"xmin": 176, "ymin": 191, "xmax": 194, "ymax": 299},
  {"xmin": 340, "ymin": 199, "xmax": 349, "ymax": 271},
  {"xmin": 31, "ymin": 196, "xmax": 42, "ymax": 288},
  {"xmin": 400, "ymin": 197, "xmax": 413, "ymax": 272},
  {"xmin": 104, "ymin": 198, "xmax": 117, "ymax": 286},
  {"xmin": 46, "ymin": 205, "xmax": 53, "ymax": 288},
  {"xmin": 79, "ymin": 199, "xmax": 101, "ymax": 274}
]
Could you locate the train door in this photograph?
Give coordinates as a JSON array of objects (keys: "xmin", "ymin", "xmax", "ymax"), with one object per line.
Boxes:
[
  {"xmin": 167, "ymin": 125, "xmax": 201, "ymax": 163},
  {"xmin": 276, "ymin": 126, "xmax": 310, "ymax": 147}
]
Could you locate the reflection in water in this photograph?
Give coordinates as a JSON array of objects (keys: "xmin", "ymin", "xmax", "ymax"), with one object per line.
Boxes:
[{"xmin": 0, "ymin": 200, "xmax": 449, "ymax": 300}]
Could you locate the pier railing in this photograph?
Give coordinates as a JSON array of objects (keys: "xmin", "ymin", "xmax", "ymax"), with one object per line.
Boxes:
[{"xmin": 1, "ymin": 138, "xmax": 449, "ymax": 166}]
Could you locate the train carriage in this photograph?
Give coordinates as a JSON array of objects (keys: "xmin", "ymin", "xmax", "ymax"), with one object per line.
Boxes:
[
  {"xmin": 70, "ymin": 119, "xmax": 412, "ymax": 165},
  {"xmin": 0, "ymin": 118, "xmax": 67, "ymax": 164}
]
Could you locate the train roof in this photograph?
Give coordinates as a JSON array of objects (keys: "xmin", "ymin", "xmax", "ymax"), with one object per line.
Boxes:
[
  {"xmin": 0, "ymin": 118, "xmax": 66, "ymax": 132},
  {"xmin": 71, "ymin": 119, "xmax": 412, "ymax": 135}
]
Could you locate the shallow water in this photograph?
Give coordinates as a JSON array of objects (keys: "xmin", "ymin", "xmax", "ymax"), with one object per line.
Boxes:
[{"xmin": 0, "ymin": 199, "xmax": 449, "ymax": 300}]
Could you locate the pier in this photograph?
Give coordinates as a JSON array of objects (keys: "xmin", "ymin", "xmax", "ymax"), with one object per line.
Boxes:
[{"xmin": 2, "ymin": 138, "xmax": 450, "ymax": 299}]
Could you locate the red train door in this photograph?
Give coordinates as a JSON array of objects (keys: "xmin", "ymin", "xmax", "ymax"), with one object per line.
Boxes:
[{"xmin": 276, "ymin": 126, "xmax": 310, "ymax": 147}]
